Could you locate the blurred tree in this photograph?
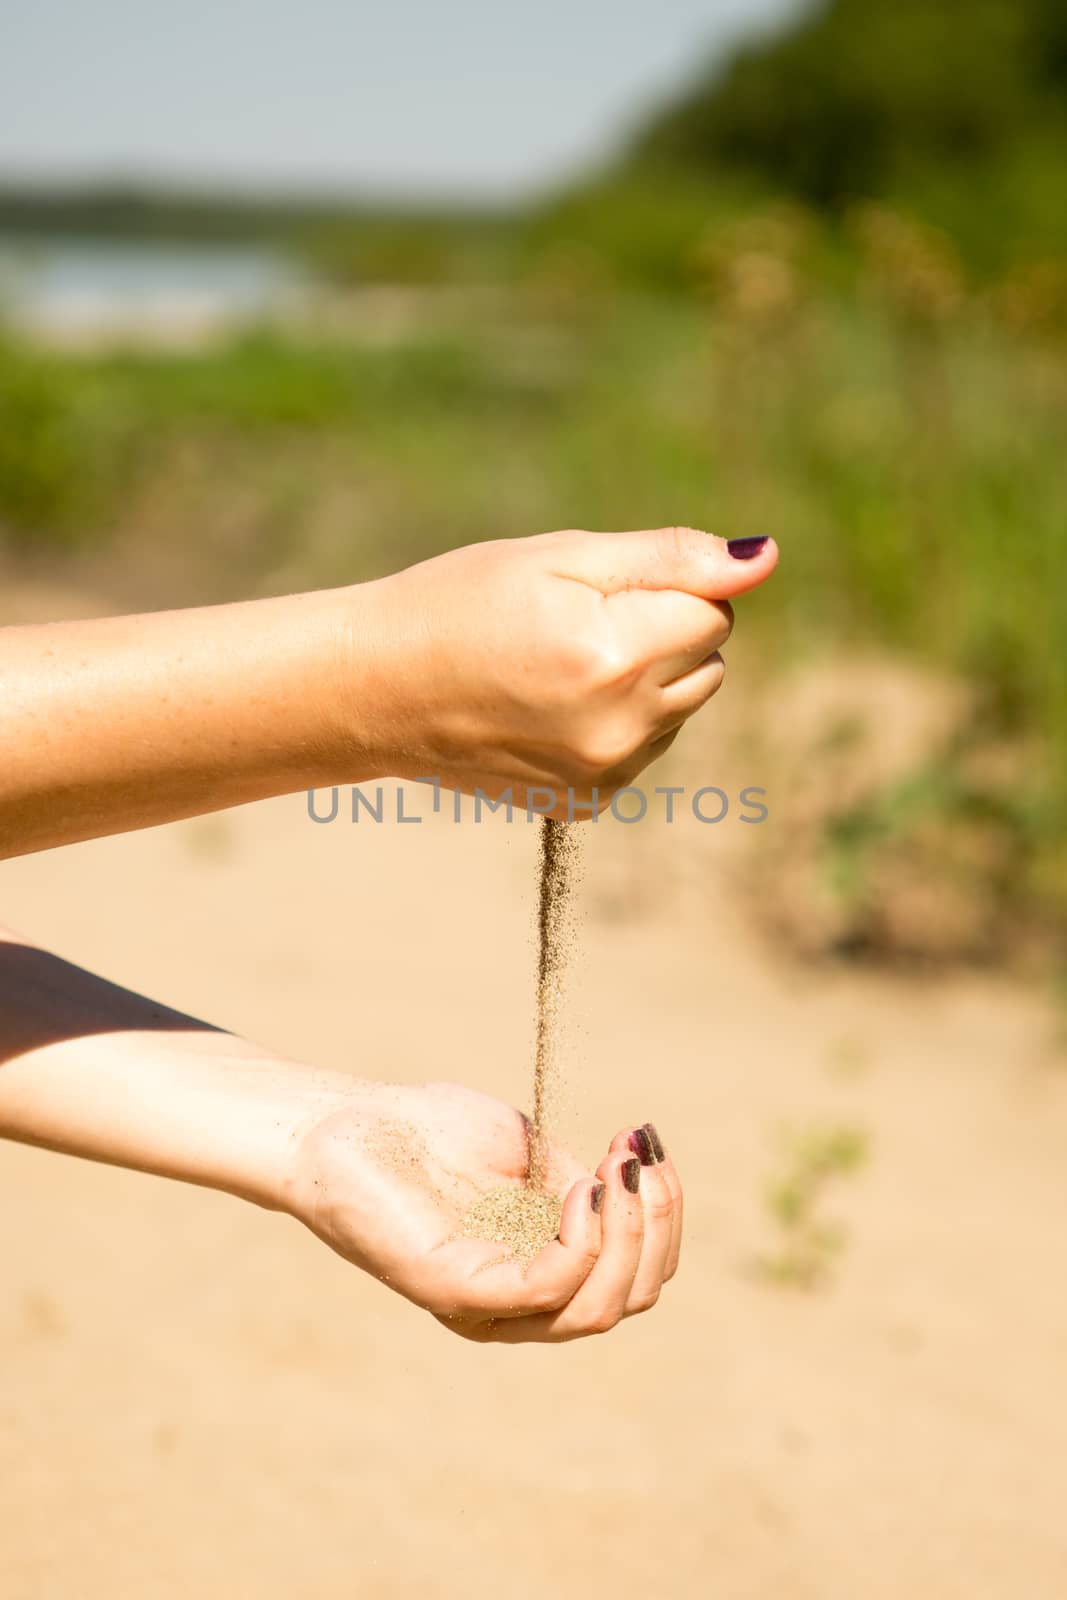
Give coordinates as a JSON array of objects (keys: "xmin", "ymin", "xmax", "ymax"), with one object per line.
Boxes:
[
  {"xmin": 634, "ymin": 0, "xmax": 1065, "ymax": 222},
  {"xmin": 1028, "ymin": 0, "xmax": 1067, "ymax": 87}
]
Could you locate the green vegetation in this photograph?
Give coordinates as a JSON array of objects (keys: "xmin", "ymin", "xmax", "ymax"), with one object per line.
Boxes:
[
  {"xmin": 634, "ymin": 0, "xmax": 1067, "ymax": 268},
  {"xmin": 1, "ymin": 234, "xmax": 1064, "ymax": 954},
  {"xmin": 757, "ymin": 1121, "xmax": 870, "ymax": 1290}
]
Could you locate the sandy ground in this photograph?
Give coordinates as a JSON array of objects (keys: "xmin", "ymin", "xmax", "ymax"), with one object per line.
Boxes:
[{"xmin": 2, "ymin": 604, "xmax": 1066, "ymax": 1596}]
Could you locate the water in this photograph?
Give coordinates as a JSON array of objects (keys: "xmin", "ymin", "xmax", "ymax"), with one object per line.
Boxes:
[{"xmin": 0, "ymin": 233, "xmax": 300, "ymax": 332}]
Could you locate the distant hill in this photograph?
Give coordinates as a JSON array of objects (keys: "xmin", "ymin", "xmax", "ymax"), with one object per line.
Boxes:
[
  {"xmin": 0, "ymin": 181, "xmax": 495, "ymax": 246},
  {"xmin": 0, "ymin": 182, "xmax": 321, "ymax": 242}
]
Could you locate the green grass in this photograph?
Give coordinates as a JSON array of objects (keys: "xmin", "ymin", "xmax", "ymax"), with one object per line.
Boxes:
[{"xmin": 756, "ymin": 1122, "xmax": 870, "ymax": 1290}]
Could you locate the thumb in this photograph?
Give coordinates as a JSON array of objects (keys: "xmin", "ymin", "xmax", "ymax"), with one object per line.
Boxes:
[{"xmin": 559, "ymin": 526, "xmax": 778, "ymax": 600}]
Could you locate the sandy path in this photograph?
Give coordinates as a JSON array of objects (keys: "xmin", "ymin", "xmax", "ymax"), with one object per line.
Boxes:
[{"xmin": 2, "ymin": 775, "xmax": 1066, "ymax": 1599}]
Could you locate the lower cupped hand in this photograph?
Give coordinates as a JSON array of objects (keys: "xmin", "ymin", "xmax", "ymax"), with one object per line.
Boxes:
[{"xmin": 288, "ymin": 1080, "xmax": 682, "ymax": 1343}]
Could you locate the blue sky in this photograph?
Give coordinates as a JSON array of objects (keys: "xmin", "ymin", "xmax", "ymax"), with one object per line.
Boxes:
[{"xmin": 1, "ymin": 0, "xmax": 802, "ymax": 199}]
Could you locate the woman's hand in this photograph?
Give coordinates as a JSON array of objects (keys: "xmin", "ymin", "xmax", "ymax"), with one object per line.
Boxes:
[
  {"xmin": 287, "ymin": 1080, "xmax": 682, "ymax": 1343},
  {"xmin": 1, "ymin": 523, "xmax": 773, "ymax": 856},
  {"xmin": 0, "ymin": 932, "xmax": 681, "ymax": 1342},
  {"xmin": 344, "ymin": 526, "xmax": 776, "ymax": 817}
]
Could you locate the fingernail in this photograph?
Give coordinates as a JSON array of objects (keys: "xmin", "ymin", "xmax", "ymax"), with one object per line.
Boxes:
[
  {"xmin": 590, "ymin": 1181, "xmax": 606, "ymax": 1213},
  {"xmin": 727, "ymin": 535, "xmax": 770, "ymax": 561},
  {"xmin": 628, "ymin": 1126, "xmax": 656, "ymax": 1166},
  {"xmin": 642, "ymin": 1122, "xmax": 666, "ymax": 1163},
  {"xmin": 621, "ymin": 1156, "xmax": 641, "ymax": 1194}
]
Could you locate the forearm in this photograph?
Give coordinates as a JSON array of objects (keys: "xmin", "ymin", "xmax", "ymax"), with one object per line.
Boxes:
[
  {"xmin": 0, "ymin": 581, "xmax": 383, "ymax": 858},
  {"xmin": 0, "ymin": 926, "xmax": 352, "ymax": 1209},
  {"xmin": 1, "ymin": 526, "xmax": 778, "ymax": 858}
]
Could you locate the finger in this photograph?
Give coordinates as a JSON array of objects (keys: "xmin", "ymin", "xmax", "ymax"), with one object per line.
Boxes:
[
  {"xmin": 465, "ymin": 1150, "xmax": 644, "ymax": 1343},
  {"xmin": 609, "ymin": 725, "xmax": 682, "ymax": 785},
  {"xmin": 435, "ymin": 1176, "xmax": 604, "ymax": 1345},
  {"xmin": 616, "ymin": 1126, "xmax": 673, "ymax": 1313},
  {"xmin": 586, "ymin": 726, "xmax": 682, "ymax": 806},
  {"xmin": 605, "ymin": 588, "xmax": 734, "ymax": 683},
  {"xmin": 657, "ymin": 650, "xmax": 726, "ymax": 721},
  {"xmin": 448, "ymin": 1134, "xmax": 683, "ymax": 1344},
  {"xmin": 645, "ymin": 725, "xmax": 682, "ymax": 762},
  {"xmin": 608, "ymin": 1124, "xmax": 682, "ymax": 1283},
  {"xmin": 604, "ymin": 1126, "xmax": 681, "ymax": 1286},
  {"xmin": 548, "ymin": 1148, "xmax": 645, "ymax": 1335},
  {"xmin": 654, "ymin": 1141, "xmax": 684, "ymax": 1282},
  {"xmin": 428, "ymin": 1177, "xmax": 601, "ymax": 1323},
  {"xmin": 558, "ymin": 527, "xmax": 779, "ymax": 601},
  {"xmin": 558, "ymin": 1171, "xmax": 605, "ymax": 1256},
  {"xmin": 537, "ymin": 727, "xmax": 681, "ymax": 821},
  {"xmin": 629, "ymin": 1121, "xmax": 683, "ymax": 1279}
]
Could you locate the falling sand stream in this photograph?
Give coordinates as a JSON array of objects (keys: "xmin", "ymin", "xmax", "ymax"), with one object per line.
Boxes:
[{"xmin": 457, "ymin": 818, "xmax": 579, "ymax": 1263}]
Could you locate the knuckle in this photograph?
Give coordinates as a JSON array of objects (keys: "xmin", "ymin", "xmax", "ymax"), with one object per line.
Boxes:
[
  {"xmin": 699, "ymin": 647, "xmax": 726, "ymax": 684},
  {"xmin": 650, "ymin": 729, "xmax": 681, "ymax": 763},
  {"xmin": 702, "ymin": 671, "xmax": 726, "ymax": 709},
  {"xmin": 579, "ymin": 710, "xmax": 646, "ymax": 771},
  {"xmin": 577, "ymin": 1242, "xmax": 602, "ymax": 1277},
  {"xmin": 562, "ymin": 782, "xmax": 614, "ymax": 817},
  {"xmin": 571, "ymin": 719, "xmax": 643, "ymax": 776},
  {"xmin": 435, "ymin": 1312, "xmax": 491, "ymax": 1343},
  {"xmin": 528, "ymin": 1281, "xmax": 568, "ymax": 1314},
  {"xmin": 711, "ymin": 600, "xmax": 735, "ymax": 646},
  {"xmin": 627, "ymin": 1288, "xmax": 661, "ymax": 1315},
  {"xmin": 614, "ymin": 1214, "xmax": 645, "ymax": 1252},
  {"xmin": 584, "ymin": 1306, "xmax": 623, "ymax": 1336},
  {"xmin": 430, "ymin": 1290, "xmax": 473, "ymax": 1319},
  {"xmin": 655, "ymin": 524, "xmax": 691, "ymax": 568},
  {"xmin": 573, "ymin": 634, "xmax": 639, "ymax": 694}
]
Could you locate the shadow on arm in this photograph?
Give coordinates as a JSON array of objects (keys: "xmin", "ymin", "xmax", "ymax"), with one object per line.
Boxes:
[{"xmin": 0, "ymin": 938, "xmax": 222, "ymax": 1065}]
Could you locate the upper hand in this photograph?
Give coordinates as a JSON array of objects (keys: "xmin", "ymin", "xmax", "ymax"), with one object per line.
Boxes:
[{"xmin": 343, "ymin": 527, "xmax": 777, "ymax": 816}]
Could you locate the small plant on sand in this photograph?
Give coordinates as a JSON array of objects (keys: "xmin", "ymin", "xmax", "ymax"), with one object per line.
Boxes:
[{"xmin": 756, "ymin": 1121, "xmax": 869, "ymax": 1290}]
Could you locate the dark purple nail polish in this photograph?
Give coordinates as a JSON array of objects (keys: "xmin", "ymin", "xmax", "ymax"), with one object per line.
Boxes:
[
  {"xmin": 591, "ymin": 1181, "xmax": 606, "ymax": 1213},
  {"xmin": 727, "ymin": 535, "xmax": 770, "ymax": 561},
  {"xmin": 643, "ymin": 1123, "xmax": 666, "ymax": 1163},
  {"xmin": 628, "ymin": 1126, "xmax": 656, "ymax": 1166},
  {"xmin": 621, "ymin": 1156, "xmax": 641, "ymax": 1194}
]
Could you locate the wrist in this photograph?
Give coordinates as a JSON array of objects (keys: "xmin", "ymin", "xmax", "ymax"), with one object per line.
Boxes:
[
  {"xmin": 196, "ymin": 1047, "xmax": 359, "ymax": 1215},
  {"xmin": 322, "ymin": 576, "xmax": 414, "ymax": 785}
]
